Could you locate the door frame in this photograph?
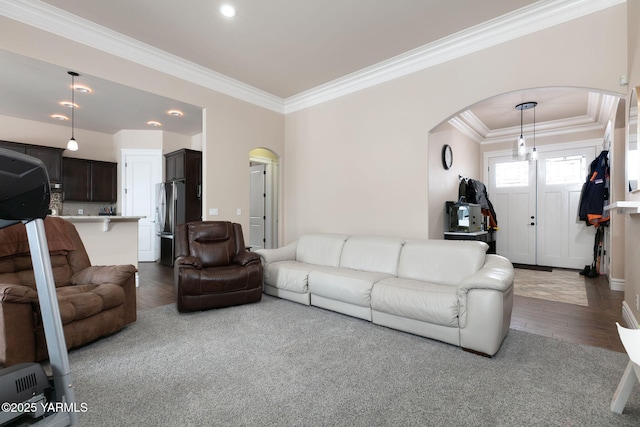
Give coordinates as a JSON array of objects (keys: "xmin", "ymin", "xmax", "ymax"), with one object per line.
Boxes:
[{"xmin": 249, "ymin": 153, "xmax": 279, "ymax": 249}]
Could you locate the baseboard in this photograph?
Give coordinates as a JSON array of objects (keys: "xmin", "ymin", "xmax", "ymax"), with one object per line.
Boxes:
[
  {"xmin": 609, "ymin": 277, "xmax": 625, "ymax": 291},
  {"xmin": 622, "ymin": 301, "xmax": 639, "ymax": 329}
]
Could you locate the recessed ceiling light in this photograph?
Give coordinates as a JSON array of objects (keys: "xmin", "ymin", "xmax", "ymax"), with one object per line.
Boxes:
[
  {"xmin": 60, "ymin": 101, "xmax": 78, "ymax": 108},
  {"xmin": 220, "ymin": 4, "xmax": 236, "ymax": 18},
  {"xmin": 73, "ymin": 84, "xmax": 92, "ymax": 93},
  {"xmin": 168, "ymin": 110, "xmax": 183, "ymax": 117},
  {"xmin": 51, "ymin": 114, "xmax": 68, "ymax": 121},
  {"xmin": 147, "ymin": 121, "xmax": 162, "ymax": 127}
]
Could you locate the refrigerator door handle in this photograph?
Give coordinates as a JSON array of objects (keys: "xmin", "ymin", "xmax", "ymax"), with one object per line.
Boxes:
[{"xmin": 157, "ymin": 182, "xmax": 167, "ymax": 233}]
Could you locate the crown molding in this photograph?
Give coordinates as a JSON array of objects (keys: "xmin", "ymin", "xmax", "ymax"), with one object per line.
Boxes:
[
  {"xmin": 0, "ymin": 0, "xmax": 285, "ymax": 114},
  {"xmin": 449, "ymin": 92, "xmax": 621, "ymax": 145},
  {"xmin": 1, "ymin": 0, "xmax": 625, "ymax": 115},
  {"xmin": 284, "ymin": 0, "xmax": 625, "ymax": 113}
]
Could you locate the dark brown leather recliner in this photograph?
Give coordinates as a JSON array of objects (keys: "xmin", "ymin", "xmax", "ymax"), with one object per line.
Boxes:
[{"xmin": 174, "ymin": 221, "xmax": 262, "ymax": 312}]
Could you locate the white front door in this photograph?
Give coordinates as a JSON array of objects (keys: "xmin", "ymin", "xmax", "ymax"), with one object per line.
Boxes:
[
  {"xmin": 122, "ymin": 150, "xmax": 162, "ymax": 262},
  {"xmin": 537, "ymin": 147, "xmax": 596, "ymax": 268},
  {"xmin": 249, "ymin": 164, "xmax": 266, "ymax": 250},
  {"xmin": 488, "ymin": 145, "xmax": 599, "ymax": 268},
  {"xmin": 489, "ymin": 156, "xmax": 537, "ymax": 264}
]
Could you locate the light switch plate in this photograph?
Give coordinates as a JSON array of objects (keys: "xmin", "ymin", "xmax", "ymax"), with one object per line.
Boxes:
[{"xmin": 236, "ymin": 208, "xmax": 242, "ymax": 216}]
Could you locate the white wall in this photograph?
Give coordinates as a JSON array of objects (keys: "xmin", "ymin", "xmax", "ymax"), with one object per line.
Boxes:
[{"xmin": 283, "ymin": 5, "xmax": 627, "ymax": 243}]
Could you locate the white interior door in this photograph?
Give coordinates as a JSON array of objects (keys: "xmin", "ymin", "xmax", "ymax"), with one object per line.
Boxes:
[
  {"xmin": 489, "ymin": 156, "xmax": 537, "ymax": 264},
  {"xmin": 122, "ymin": 150, "xmax": 162, "ymax": 262},
  {"xmin": 537, "ymin": 147, "xmax": 596, "ymax": 268},
  {"xmin": 249, "ymin": 164, "xmax": 266, "ymax": 250}
]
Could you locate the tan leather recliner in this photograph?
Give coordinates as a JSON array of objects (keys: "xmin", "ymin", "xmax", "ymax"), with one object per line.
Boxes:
[{"xmin": 174, "ymin": 221, "xmax": 262, "ymax": 312}]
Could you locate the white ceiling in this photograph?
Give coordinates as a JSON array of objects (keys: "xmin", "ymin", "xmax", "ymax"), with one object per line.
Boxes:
[
  {"xmin": 39, "ymin": 0, "xmax": 538, "ymax": 99},
  {"xmin": 0, "ymin": 0, "xmax": 623, "ymax": 138}
]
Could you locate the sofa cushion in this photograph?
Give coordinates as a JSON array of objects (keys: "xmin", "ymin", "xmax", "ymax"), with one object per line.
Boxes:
[
  {"xmin": 296, "ymin": 234, "xmax": 349, "ymax": 267},
  {"xmin": 264, "ymin": 261, "xmax": 339, "ymax": 294},
  {"xmin": 55, "ymin": 284, "xmax": 125, "ymax": 325},
  {"xmin": 371, "ymin": 278, "xmax": 459, "ymax": 327},
  {"xmin": 397, "ymin": 240, "xmax": 488, "ymax": 286},
  {"xmin": 339, "ymin": 236, "xmax": 404, "ymax": 275},
  {"xmin": 308, "ymin": 268, "xmax": 394, "ymax": 307}
]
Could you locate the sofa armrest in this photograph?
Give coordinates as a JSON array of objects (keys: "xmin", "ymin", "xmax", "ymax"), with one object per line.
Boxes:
[
  {"xmin": 254, "ymin": 241, "xmax": 297, "ymax": 264},
  {"xmin": 457, "ymin": 255, "xmax": 514, "ymax": 294},
  {"xmin": 0, "ymin": 284, "xmax": 38, "ymax": 304},
  {"xmin": 0, "ymin": 285, "xmax": 38, "ymax": 366},
  {"xmin": 175, "ymin": 256, "xmax": 202, "ymax": 270},
  {"xmin": 233, "ymin": 251, "xmax": 261, "ymax": 266},
  {"xmin": 456, "ymin": 255, "xmax": 514, "ymax": 355},
  {"xmin": 71, "ymin": 264, "xmax": 137, "ymax": 286}
]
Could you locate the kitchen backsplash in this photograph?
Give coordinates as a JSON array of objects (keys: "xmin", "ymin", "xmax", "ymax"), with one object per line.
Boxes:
[
  {"xmin": 60, "ymin": 201, "xmax": 117, "ymax": 216},
  {"xmin": 49, "ymin": 192, "xmax": 62, "ymax": 216}
]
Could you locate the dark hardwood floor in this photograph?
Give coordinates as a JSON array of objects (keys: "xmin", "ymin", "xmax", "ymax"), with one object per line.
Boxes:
[
  {"xmin": 511, "ymin": 275, "xmax": 625, "ymax": 353},
  {"xmin": 137, "ymin": 262, "xmax": 627, "ymax": 353}
]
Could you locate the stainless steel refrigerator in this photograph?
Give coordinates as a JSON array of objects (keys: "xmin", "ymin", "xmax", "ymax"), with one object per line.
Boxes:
[{"xmin": 156, "ymin": 181, "xmax": 186, "ymax": 266}]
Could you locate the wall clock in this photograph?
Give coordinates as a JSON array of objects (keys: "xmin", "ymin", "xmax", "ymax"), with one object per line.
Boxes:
[{"xmin": 442, "ymin": 144, "xmax": 453, "ymax": 170}]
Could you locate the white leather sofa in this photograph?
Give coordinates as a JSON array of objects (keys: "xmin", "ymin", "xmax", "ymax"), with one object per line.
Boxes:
[{"xmin": 255, "ymin": 234, "xmax": 514, "ymax": 356}]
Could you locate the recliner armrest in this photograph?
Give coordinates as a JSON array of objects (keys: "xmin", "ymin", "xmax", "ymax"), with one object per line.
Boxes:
[
  {"xmin": 0, "ymin": 284, "xmax": 38, "ymax": 304},
  {"xmin": 175, "ymin": 256, "xmax": 202, "ymax": 270},
  {"xmin": 70, "ymin": 264, "xmax": 138, "ymax": 286},
  {"xmin": 233, "ymin": 251, "xmax": 261, "ymax": 266}
]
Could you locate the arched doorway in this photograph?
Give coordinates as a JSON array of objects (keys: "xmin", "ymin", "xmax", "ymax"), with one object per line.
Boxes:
[
  {"xmin": 249, "ymin": 148, "xmax": 279, "ymax": 249},
  {"xmin": 430, "ymin": 87, "xmax": 621, "ymax": 269}
]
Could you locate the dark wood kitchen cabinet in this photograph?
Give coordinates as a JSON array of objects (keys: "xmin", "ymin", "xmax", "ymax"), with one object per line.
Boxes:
[
  {"xmin": 0, "ymin": 140, "xmax": 64, "ymax": 183},
  {"xmin": 63, "ymin": 157, "xmax": 117, "ymax": 202},
  {"xmin": 90, "ymin": 161, "xmax": 117, "ymax": 202},
  {"xmin": 165, "ymin": 149, "xmax": 202, "ymax": 181}
]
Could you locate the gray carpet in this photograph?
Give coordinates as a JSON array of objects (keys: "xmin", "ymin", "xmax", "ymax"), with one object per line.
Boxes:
[{"xmin": 63, "ymin": 296, "xmax": 639, "ymax": 426}]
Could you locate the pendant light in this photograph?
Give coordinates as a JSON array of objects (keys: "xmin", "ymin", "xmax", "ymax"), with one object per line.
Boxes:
[
  {"xmin": 67, "ymin": 71, "xmax": 79, "ymax": 151},
  {"xmin": 513, "ymin": 101, "xmax": 537, "ymax": 159}
]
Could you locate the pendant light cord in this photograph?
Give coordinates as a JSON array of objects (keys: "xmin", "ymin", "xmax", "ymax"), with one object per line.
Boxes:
[
  {"xmin": 520, "ymin": 105, "xmax": 524, "ymax": 139},
  {"xmin": 71, "ymin": 73, "xmax": 75, "ymax": 139}
]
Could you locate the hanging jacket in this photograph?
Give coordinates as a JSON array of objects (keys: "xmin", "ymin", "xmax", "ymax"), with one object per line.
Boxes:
[{"xmin": 578, "ymin": 150, "xmax": 609, "ymax": 226}]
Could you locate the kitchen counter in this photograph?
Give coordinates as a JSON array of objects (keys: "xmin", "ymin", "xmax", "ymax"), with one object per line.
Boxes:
[
  {"xmin": 60, "ymin": 215, "xmax": 144, "ymax": 231},
  {"xmin": 58, "ymin": 216, "xmax": 144, "ymax": 268}
]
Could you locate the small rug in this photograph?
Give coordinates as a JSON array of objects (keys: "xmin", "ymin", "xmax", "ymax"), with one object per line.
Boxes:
[{"xmin": 513, "ymin": 267, "xmax": 589, "ymax": 306}]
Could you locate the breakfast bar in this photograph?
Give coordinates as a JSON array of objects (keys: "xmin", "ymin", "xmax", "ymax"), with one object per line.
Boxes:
[{"xmin": 59, "ymin": 216, "xmax": 143, "ymax": 267}]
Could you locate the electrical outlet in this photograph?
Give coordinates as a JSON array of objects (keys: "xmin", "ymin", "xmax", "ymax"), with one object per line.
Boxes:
[
  {"xmin": 209, "ymin": 208, "xmax": 219, "ymax": 216},
  {"xmin": 636, "ymin": 294, "xmax": 640, "ymax": 311},
  {"xmin": 78, "ymin": 208, "xmax": 84, "ymax": 215}
]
